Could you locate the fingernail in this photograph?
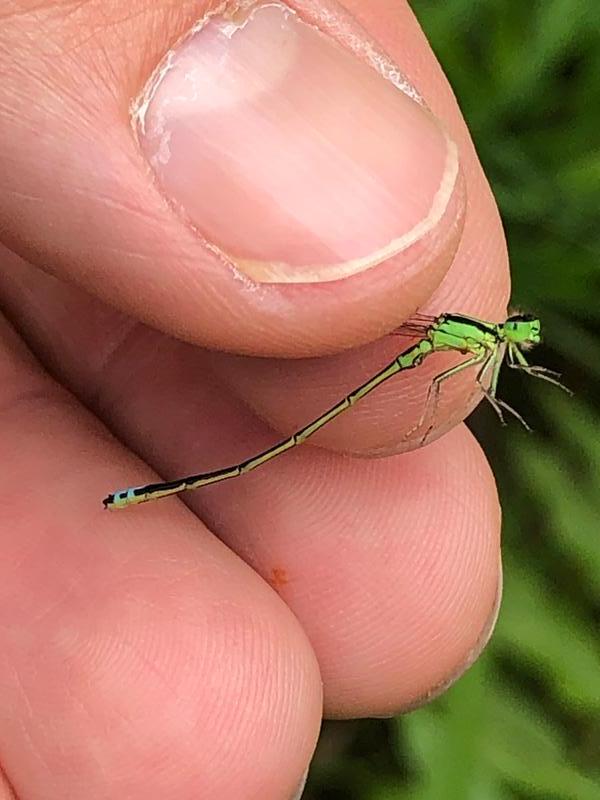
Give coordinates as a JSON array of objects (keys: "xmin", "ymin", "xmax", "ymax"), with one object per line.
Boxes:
[{"xmin": 135, "ymin": 1, "xmax": 459, "ymax": 283}]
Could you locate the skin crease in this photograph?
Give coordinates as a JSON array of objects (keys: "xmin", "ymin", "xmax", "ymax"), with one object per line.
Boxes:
[{"xmin": 0, "ymin": 1, "xmax": 510, "ymax": 799}]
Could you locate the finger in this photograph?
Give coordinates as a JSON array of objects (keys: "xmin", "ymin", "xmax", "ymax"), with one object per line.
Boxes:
[
  {"xmin": 0, "ymin": 0, "xmax": 465, "ymax": 357},
  {"xmin": 217, "ymin": 425, "xmax": 501, "ymax": 718},
  {"xmin": 0, "ymin": 317, "xmax": 321, "ymax": 798},
  {"xmin": 2, "ymin": 246, "xmax": 491, "ymax": 463},
  {"xmin": 0, "ymin": 264, "xmax": 500, "ymax": 717}
]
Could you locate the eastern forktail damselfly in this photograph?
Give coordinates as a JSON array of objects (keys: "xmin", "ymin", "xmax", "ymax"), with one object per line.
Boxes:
[{"xmin": 103, "ymin": 312, "xmax": 567, "ymax": 510}]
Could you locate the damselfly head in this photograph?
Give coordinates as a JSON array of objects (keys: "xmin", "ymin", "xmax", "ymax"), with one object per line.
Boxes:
[{"xmin": 504, "ymin": 314, "xmax": 541, "ymax": 348}]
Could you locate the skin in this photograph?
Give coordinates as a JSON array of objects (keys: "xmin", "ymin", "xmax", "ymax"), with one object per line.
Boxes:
[{"xmin": 0, "ymin": 1, "xmax": 508, "ymax": 798}]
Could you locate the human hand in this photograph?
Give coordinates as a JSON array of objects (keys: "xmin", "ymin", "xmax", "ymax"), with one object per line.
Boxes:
[{"xmin": 0, "ymin": 1, "xmax": 506, "ymax": 797}]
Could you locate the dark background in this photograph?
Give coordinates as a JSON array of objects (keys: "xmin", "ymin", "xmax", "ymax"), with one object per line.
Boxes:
[{"xmin": 306, "ymin": 1, "xmax": 600, "ymax": 797}]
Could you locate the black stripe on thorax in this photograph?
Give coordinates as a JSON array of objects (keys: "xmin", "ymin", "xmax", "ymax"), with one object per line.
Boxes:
[{"xmin": 443, "ymin": 314, "xmax": 498, "ymax": 336}]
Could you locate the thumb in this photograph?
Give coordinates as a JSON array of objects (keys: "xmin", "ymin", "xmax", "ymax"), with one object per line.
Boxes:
[{"xmin": 0, "ymin": 0, "xmax": 464, "ymax": 356}]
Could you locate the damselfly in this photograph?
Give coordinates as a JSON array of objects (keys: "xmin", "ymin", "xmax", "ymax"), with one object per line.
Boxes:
[{"xmin": 103, "ymin": 312, "xmax": 567, "ymax": 510}]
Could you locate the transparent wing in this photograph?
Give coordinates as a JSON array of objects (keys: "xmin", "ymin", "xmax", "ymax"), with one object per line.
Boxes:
[{"xmin": 389, "ymin": 312, "xmax": 439, "ymax": 338}]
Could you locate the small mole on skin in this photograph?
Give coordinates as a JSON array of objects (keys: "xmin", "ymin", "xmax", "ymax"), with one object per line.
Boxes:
[{"xmin": 268, "ymin": 567, "xmax": 290, "ymax": 590}]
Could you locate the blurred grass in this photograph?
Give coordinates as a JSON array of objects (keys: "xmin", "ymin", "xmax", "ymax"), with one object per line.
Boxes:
[{"xmin": 305, "ymin": 1, "xmax": 600, "ymax": 797}]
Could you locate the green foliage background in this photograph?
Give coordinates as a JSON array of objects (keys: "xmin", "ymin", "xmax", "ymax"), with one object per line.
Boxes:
[{"xmin": 305, "ymin": 1, "xmax": 600, "ymax": 797}]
